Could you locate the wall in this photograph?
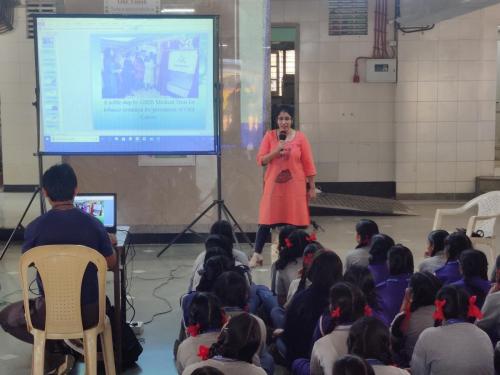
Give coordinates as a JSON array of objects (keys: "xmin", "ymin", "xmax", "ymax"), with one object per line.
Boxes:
[
  {"xmin": 271, "ymin": 0, "xmax": 396, "ymax": 185},
  {"xmin": 395, "ymin": 7, "xmax": 499, "ymax": 195}
]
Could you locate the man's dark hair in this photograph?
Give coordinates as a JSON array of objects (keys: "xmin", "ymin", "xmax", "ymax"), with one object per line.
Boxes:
[{"xmin": 42, "ymin": 163, "xmax": 77, "ymax": 202}]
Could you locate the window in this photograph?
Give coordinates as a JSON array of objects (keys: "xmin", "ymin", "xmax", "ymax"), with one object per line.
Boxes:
[{"xmin": 328, "ymin": 0, "xmax": 368, "ymax": 36}]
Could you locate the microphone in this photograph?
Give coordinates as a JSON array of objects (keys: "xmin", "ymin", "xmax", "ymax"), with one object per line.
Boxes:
[{"xmin": 279, "ymin": 131, "xmax": 286, "ymax": 156}]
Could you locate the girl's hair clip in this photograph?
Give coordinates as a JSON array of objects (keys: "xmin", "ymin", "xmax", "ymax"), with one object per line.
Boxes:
[
  {"xmin": 330, "ymin": 306, "xmax": 341, "ymax": 318},
  {"xmin": 284, "ymin": 238, "xmax": 293, "ymax": 248},
  {"xmin": 467, "ymin": 295, "xmax": 483, "ymax": 319},
  {"xmin": 187, "ymin": 323, "xmax": 201, "ymax": 337},
  {"xmin": 433, "ymin": 299, "xmax": 446, "ymax": 321},
  {"xmin": 197, "ymin": 345, "xmax": 210, "ymax": 360}
]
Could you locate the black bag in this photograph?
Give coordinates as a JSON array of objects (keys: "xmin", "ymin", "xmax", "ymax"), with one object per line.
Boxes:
[{"xmin": 106, "ymin": 302, "xmax": 143, "ymax": 369}]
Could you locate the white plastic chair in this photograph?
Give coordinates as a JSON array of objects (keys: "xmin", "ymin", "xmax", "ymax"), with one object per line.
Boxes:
[
  {"xmin": 432, "ymin": 191, "xmax": 500, "ymax": 263},
  {"xmin": 19, "ymin": 245, "xmax": 116, "ymax": 375}
]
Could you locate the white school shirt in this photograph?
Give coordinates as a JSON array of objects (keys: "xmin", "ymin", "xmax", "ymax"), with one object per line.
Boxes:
[
  {"xmin": 310, "ymin": 324, "xmax": 350, "ymax": 375},
  {"xmin": 175, "ymin": 331, "xmax": 220, "ymax": 374}
]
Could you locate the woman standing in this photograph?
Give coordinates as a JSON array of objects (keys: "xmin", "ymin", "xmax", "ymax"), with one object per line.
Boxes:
[{"xmin": 250, "ymin": 105, "xmax": 317, "ymax": 267}]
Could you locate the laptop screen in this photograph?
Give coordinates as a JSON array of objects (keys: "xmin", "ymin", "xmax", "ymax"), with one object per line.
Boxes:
[{"xmin": 74, "ymin": 193, "xmax": 117, "ymax": 233}]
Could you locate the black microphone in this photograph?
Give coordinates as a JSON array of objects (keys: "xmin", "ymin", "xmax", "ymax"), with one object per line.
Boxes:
[{"xmin": 279, "ymin": 131, "xmax": 286, "ymax": 156}]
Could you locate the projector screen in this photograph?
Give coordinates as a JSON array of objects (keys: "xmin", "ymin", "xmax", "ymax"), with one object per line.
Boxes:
[{"xmin": 34, "ymin": 15, "xmax": 219, "ymax": 155}]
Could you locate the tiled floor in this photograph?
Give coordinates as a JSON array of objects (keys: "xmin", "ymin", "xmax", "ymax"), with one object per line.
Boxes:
[{"xmin": 0, "ymin": 199, "xmax": 492, "ymax": 374}]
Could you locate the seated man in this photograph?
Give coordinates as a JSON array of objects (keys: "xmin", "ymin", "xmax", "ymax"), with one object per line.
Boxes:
[{"xmin": 0, "ymin": 163, "xmax": 116, "ymax": 374}]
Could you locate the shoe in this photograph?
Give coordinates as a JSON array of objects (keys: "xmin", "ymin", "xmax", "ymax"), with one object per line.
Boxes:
[
  {"xmin": 45, "ymin": 353, "xmax": 75, "ymax": 375},
  {"xmin": 249, "ymin": 252, "xmax": 264, "ymax": 268}
]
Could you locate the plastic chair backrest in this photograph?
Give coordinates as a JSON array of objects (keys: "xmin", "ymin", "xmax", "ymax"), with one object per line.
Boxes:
[
  {"xmin": 468, "ymin": 191, "xmax": 500, "ymax": 236},
  {"xmin": 19, "ymin": 245, "xmax": 107, "ymax": 337}
]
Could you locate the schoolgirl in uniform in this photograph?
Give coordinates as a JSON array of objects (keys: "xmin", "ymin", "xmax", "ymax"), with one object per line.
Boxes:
[
  {"xmin": 390, "ymin": 272, "xmax": 442, "ymax": 367},
  {"xmin": 368, "ymin": 234, "xmax": 395, "ymax": 285},
  {"xmin": 182, "ymin": 313, "xmax": 266, "ymax": 375},
  {"xmin": 376, "ymin": 245, "xmax": 413, "ymax": 326},
  {"xmin": 411, "ymin": 285, "xmax": 494, "ymax": 375},
  {"xmin": 309, "ymin": 282, "xmax": 370, "ymax": 375},
  {"xmin": 434, "ymin": 231, "xmax": 472, "ymax": 284},
  {"xmin": 176, "ymin": 293, "xmax": 225, "ymax": 374},
  {"xmin": 347, "ymin": 317, "xmax": 410, "ymax": 375},
  {"xmin": 451, "ymin": 249, "xmax": 490, "ymax": 308},
  {"xmin": 418, "ymin": 229, "xmax": 449, "ymax": 273},
  {"xmin": 345, "ymin": 219, "xmax": 379, "ymax": 270}
]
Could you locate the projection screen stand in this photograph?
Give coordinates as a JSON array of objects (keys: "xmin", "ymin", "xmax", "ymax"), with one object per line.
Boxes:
[
  {"xmin": 157, "ymin": 152, "xmax": 253, "ymax": 258},
  {"xmin": 0, "ymin": 96, "xmax": 47, "ymax": 261}
]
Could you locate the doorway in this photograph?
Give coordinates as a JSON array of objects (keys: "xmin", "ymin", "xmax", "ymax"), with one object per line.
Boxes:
[{"xmin": 271, "ymin": 25, "xmax": 299, "ymax": 128}]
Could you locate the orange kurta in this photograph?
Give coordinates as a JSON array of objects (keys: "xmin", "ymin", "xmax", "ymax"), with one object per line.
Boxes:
[{"xmin": 257, "ymin": 130, "xmax": 316, "ymax": 226}]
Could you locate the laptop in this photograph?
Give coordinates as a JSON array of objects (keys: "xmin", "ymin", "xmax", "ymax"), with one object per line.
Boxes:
[{"xmin": 74, "ymin": 193, "xmax": 117, "ymax": 233}]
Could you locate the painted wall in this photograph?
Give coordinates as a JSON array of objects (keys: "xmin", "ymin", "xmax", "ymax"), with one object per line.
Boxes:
[
  {"xmin": 271, "ymin": 0, "xmax": 396, "ymax": 184},
  {"xmin": 395, "ymin": 7, "xmax": 498, "ymax": 194}
]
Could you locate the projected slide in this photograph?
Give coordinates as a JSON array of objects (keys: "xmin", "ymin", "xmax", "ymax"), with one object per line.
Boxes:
[{"xmin": 35, "ymin": 16, "xmax": 217, "ymax": 154}]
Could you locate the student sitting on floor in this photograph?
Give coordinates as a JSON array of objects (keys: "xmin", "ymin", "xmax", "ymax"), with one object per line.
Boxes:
[
  {"xmin": 209, "ymin": 220, "xmax": 249, "ymax": 267},
  {"xmin": 282, "ymin": 251, "xmax": 343, "ymax": 367},
  {"xmin": 434, "ymin": 231, "xmax": 472, "ymax": 284},
  {"xmin": 274, "ymin": 229, "xmax": 310, "ymax": 306},
  {"xmin": 450, "ymin": 249, "xmax": 491, "ymax": 308},
  {"xmin": 182, "ymin": 313, "xmax": 266, "ymax": 375},
  {"xmin": 390, "ymin": 272, "xmax": 442, "ymax": 367},
  {"xmin": 368, "ymin": 234, "xmax": 395, "ymax": 286},
  {"xmin": 342, "ymin": 265, "xmax": 384, "ymax": 327},
  {"xmin": 333, "ymin": 355, "xmax": 375, "ymax": 375},
  {"xmin": 213, "ymin": 271, "xmax": 274, "ymax": 375},
  {"xmin": 411, "ymin": 285, "xmax": 494, "ymax": 375},
  {"xmin": 348, "ymin": 317, "xmax": 410, "ymax": 375},
  {"xmin": 345, "ymin": 219, "xmax": 379, "ymax": 270},
  {"xmin": 477, "ymin": 255, "xmax": 500, "ymax": 343},
  {"xmin": 176, "ymin": 293, "xmax": 225, "ymax": 374},
  {"xmin": 418, "ymin": 229, "xmax": 449, "ymax": 273},
  {"xmin": 190, "ymin": 234, "xmax": 251, "ymax": 291},
  {"xmin": 376, "ymin": 245, "xmax": 413, "ymax": 326},
  {"xmin": 309, "ymin": 282, "xmax": 370, "ymax": 375}
]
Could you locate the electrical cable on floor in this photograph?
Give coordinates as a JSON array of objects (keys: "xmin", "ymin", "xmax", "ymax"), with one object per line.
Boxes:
[{"xmin": 142, "ymin": 265, "xmax": 191, "ymax": 325}]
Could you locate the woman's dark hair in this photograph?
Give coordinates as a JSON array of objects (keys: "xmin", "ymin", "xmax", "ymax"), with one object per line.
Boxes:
[
  {"xmin": 191, "ymin": 367, "xmax": 224, "ymax": 375},
  {"xmin": 213, "ymin": 271, "xmax": 248, "ymax": 309},
  {"xmin": 197, "ymin": 248, "xmax": 234, "ymax": 292},
  {"xmin": 209, "ymin": 313, "xmax": 261, "ymax": 363},
  {"xmin": 276, "ymin": 229, "xmax": 309, "ymax": 270},
  {"xmin": 408, "ymin": 272, "xmax": 442, "ymax": 312},
  {"xmin": 387, "ymin": 245, "xmax": 414, "ymax": 275},
  {"xmin": 343, "ymin": 265, "xmax": 379, "ymax": 311},
  {"xmin": 210, "ymin": 220, "xmax": 235, "ymax": 244},
  {"xmin": 427, "ymin": 230, "xmax": 449, "ymax": 257},
  {"xmin": 459, "ymin": 249, "xmax": 489, "ymax": 306},
  {"xmin": 348, "ymin": 317, "xmax": 392, "ymax": 365},
  {"xmin": 445, "ymin": 231, "xmax": 472, "ymax": 262},
  {"xmin": 308, "ymin": 250, "xmax": 343, "ymax": 293},
  {"xmin": 355, "ymin": 219, "xmax": 379, "ymax": 248},
  {"xmin": 278, "ymin": 225, "xmax": 297, "ymax": 252},
  {"xmin": 297, "ymin": 242, "xmax": 324, "ymax": 292},
  {"xmin": 325, "ymin": 282, "xmax": 366, "ymax": 335},
  {"xmin": 368, "ymin": 234, "xmax": 395, "ymax": 264},
  {"xmin": 205, "ymin": 234, "xmax": 233, "ymax": 259},
  {"xmin": 188, "ymin": 292, "xmax": 224, "ymax": 332},
  {"xmin": 42, "ymin": 163, "xmax": 78, "ymax": 202},
  {"xmin": 333, "ymin": 355, "xmax": 375, "ymax": 375},
  {"xmin": 434, "ymin": 285, "xmax": 473, "ymax": 325},
  {"xmin": 273, "ymin": 104, "xmax": 295, "ymax": 128}
]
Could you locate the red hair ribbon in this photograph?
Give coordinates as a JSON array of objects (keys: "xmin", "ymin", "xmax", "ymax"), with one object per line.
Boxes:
[
  {"xmin": 330, "ymin": 307, "xmax": 341, "ymax": 319},
  {"xmin": 364, "ymin": 305, "xmax": 373, "ymax": 317},
  {"xmin": 186, "ymin": 323, "xmax": 201, "ymax": 337},
  {"xmin": 433, "ymin": 299, "xmax": 446, "ymax": 321},
  {"xmin": 467, "ymin": 295, "xmax": 483, "ymax": 320},
  {"xmin": 306, "ymin": 233, "xmax": 317, "ymax": 242},
  {"xmin": 197, "ymin": 345, "xmax": 210, "ymax": 360},
  {"xmin": 303, "ymin": 253, "xmax": 314, "ymax": 266},
  {"xmin": 284, "ymin": 238, "xmax": 293, "ymax": 248}
]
